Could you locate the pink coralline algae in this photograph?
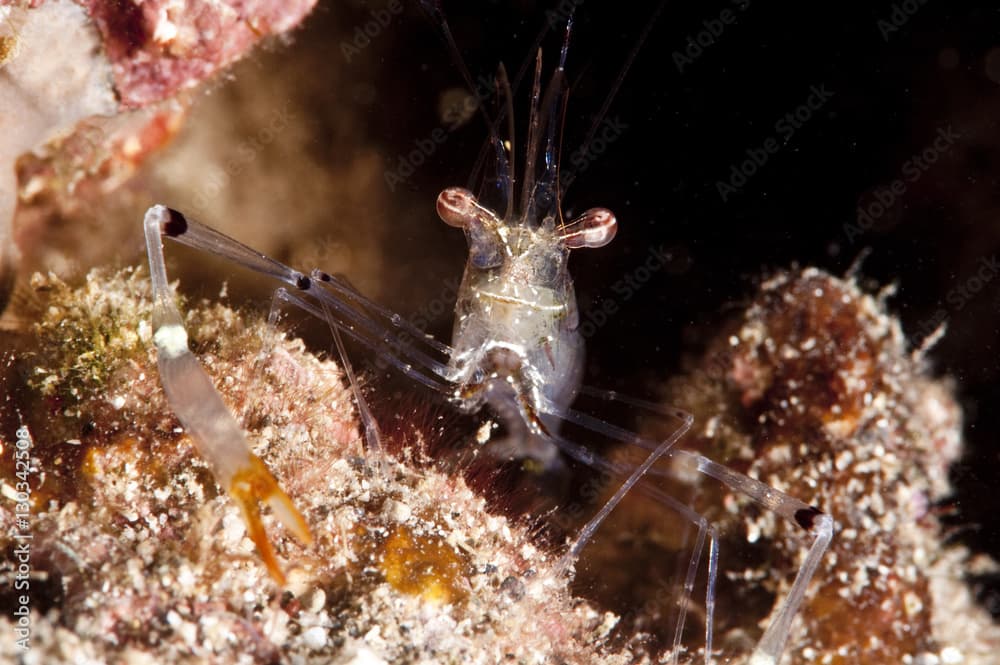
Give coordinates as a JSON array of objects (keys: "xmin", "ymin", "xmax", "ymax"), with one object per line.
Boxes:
[
  {"xmin": 81, "ymin": 0, "xmax": 318, "ymax": 108},
  {"xmin": 0, "ymin": 0, "xmax": 319, "ymax": 306}
]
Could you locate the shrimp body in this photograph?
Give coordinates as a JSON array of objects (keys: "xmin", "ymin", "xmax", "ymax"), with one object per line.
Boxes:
[
  {"xmin": 430, "ymin": 20, "xmax": 618, "ymax": 464},
  {"xmin": 455, "ymin": 227, "xmax": 579, "ymax": 395},
  {"xmin": 436, "ymin": 180, "xmax": 614, "ymax": 465}
]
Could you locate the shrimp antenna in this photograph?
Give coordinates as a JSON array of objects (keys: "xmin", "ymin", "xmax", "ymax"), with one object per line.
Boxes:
[
  {"xmin": 418, "ymin": 1, "xmax": 516, "ymax": 219},
  {"xmin": 522, "ymin": 11, "xmax": 574, "ymax": 228},
  {"xmin": 563, "ymin": 0, "xmax": 668, "ymax": 198},
  {"xmin": 497, "ymin": 64, "xmax": 517, "ymax": 220},
  {"xmin": 417, "ymin": 1, "xmax": 497, "ymax": 134},
  {"xmin": 464, "ymin": 11, "xmax": 555, "ymax": 212},
  {"xmin": 519, "ymin": 50, "xmax": 545, "ymax": 224},
  {"xmin": 542, "ymin": 13, "xmax": 574, "ymax": 228}
]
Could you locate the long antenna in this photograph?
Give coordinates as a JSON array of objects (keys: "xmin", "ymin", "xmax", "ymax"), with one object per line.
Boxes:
[
  {"xmin": 519, "ymin": 51, "xmax": 545, "ymax": 222},
  {"xmin": 419, "ymin": 1, "xmax": 522, "ymax": 216},
  {"xmin": 497, "ymin": 64, "xmax": 517, "ymax": 220},
  {"xmin": 465, "ymin": 9, "xmax": 555, "ymax": 205},
  {"xmin": 418, "ymin": 1, "xmax": 498, "ymax": 135},
  {"xmin": 544, "ymin": 14, "xmax": 575, "ymax": 228},
  {"xmin": 564, "ymin": 0, "xmax": 668, "ymax": 197}
]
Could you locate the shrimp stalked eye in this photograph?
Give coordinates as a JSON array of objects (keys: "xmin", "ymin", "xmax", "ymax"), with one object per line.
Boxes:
[
  {"xmin": 436, "ymin": 187, "xmax": 505, "ymax": 269},
  {"xmin": 560, "ymin": 207, "xmax": 617, "ymax": 249},
  {"xmin": 436, "ymin": 186, "xmax": 480, "ymax": 228}
]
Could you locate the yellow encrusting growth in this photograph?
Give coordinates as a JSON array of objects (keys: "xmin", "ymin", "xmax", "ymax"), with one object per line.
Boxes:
[
  {"xmin": 380, "ymin": 523, "xmax": 469, "ymax": 605},
  {"xmin": 0, "ymin": 36, "xmax": 16, "ymax": 65}
]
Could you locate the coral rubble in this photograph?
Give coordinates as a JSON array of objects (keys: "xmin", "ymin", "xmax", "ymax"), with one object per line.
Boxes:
[
  {"xmin": 0, "ymin": 269, "xmax": 633, "ymax": 665},
  {"xmin": 0, "ymin": 0, "xmax": 319, "ymax": 302},
  {"xmin": 581, "ymin": 268, "xmax": 1000, "ymax": 664}
]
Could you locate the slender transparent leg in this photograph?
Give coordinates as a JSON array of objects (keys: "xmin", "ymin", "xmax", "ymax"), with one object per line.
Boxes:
[
  {"xmin": 264, "ymin": 289, "xmax": 372, "ymax": 466},
  {"xmin": 264, "ymin": 285, "xmax": 454, "ymax": 395},
  {"xmin": 539, "ymin": 387, "xmax": 832, "ymax": 665},
  {"xmin": 265, "ymin": 274, "xmax": 467, "ymax": 480},
  {"xmin": 152, "ymin": 206, "xmax": 455, "ymax": 387},
  {"xmin": 143, "ymin": 206, "xmax": 312, "ymax": 585},
  {"xmin": 640, "ymin": 481, "xmax": 719, "ymax": 665},
  {"xmin": 312, "ymin": 291, "xmax": 387, "ymax": 477},
  {"xmin": 677, "ymin": 451, "xmax": 833, "ymax": 665},
  {"xmin": 540, "ymin": 416, "xmax": 713, "ymax": 664},
  {"xmin": 552, "ymin": 404, "xmax": 694, "ymax": 568},
  {"xmin": 311, "ymin": 268, "xmax": 452, "ymax": 357},
  {"xmin": 236, "ymin": 290, "xmax": 291, "ymax": 429}
]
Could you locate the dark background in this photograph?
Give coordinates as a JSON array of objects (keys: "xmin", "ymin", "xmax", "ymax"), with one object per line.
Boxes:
[{"xmin": 227, "ymin": 0, "xmax": 1000, "ymax": 615}]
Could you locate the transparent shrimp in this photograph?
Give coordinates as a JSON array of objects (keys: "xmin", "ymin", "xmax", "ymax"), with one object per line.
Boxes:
[{"xmin": 141, "ymin": 8, "xmax": 833, "ymax": 665}]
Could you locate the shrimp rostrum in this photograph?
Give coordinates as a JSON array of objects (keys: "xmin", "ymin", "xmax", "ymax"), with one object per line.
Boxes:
[{"xmin": 141, "ymin": 11, "xmax": 832, "ymax": 665}]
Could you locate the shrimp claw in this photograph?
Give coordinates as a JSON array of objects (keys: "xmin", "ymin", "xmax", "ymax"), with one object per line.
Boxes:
[{"xmin": 144, "ymin": 204, "xmax": 313, "ymax": 585}]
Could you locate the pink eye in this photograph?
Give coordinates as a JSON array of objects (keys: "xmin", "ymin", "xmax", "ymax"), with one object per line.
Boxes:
[
  {"xmin": 436, "ymin": 187, "xmax": 478, "ymax": 228},
  {"xmin": 435, "ymin": 186, "xmax": 505, "ymax": 269},
  {"xmin": 559, "ymin": 208, "xmax": 617, "ymax": 249}
]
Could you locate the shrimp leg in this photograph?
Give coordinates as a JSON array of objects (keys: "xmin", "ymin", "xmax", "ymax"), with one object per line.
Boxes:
[{"xmin": 536, "ymin": 387, "xmax": 832, "ymax": 665}]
